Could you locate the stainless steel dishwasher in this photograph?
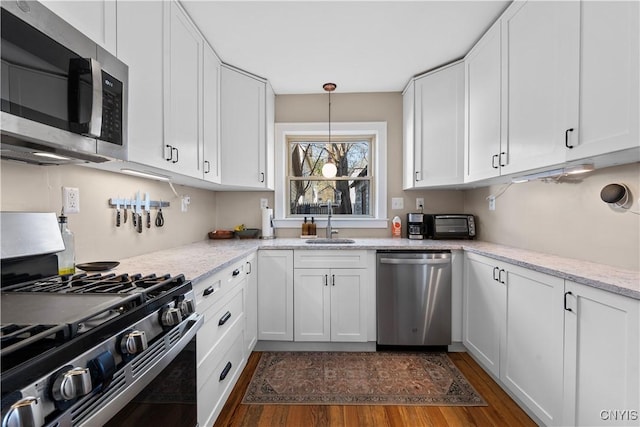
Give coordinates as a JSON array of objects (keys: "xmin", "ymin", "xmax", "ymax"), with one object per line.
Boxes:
[{"xmin": 376, "ymin": 251, "xmax": 452, "ymax": 346}]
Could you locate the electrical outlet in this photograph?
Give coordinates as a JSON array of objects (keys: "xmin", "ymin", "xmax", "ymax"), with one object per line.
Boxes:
[
  {"xmin": 260, "ymin": 198, "xmax": 269, "ymax": 209},
  {"xmin": 488, "ymin": 196, "xmax": 496, "ymax": 211},
  {"xmin": 416, "ymin": 197, "xmax": 424, "ymax": 211},
  {"xmin": 62, "ymin": 187, "xmax": 80, "ymax": 214},
  {"xmin": 181, "ymin": 195, "xmax": 191, "ymax": 212},
  {"xmin": 391, "ymin": 197, "xmax": 404, "ymax": 210}
]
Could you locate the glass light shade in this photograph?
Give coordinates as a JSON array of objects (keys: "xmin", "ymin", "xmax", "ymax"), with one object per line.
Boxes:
[{"xmin": 322, "ymin": 161, "xmax": 337, "ymax": 178}]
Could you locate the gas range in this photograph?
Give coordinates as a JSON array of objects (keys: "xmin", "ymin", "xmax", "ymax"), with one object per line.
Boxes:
[{"xmin": 0, "ymin": 213, "xmax": 202, "ymax": 427}]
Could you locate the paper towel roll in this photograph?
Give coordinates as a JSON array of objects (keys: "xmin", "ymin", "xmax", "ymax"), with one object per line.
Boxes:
[{"xmin": 261, "ymin": 208, "xmax": 274, "ymax": 238}]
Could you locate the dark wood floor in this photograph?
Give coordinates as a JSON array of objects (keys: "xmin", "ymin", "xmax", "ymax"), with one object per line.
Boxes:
[{"xmin": 213, "ymin": 351, "xmax": 536, "ymax": 427}]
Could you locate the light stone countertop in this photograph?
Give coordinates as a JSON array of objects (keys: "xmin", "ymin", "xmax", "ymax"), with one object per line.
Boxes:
[{"xmin": 113, "ymin": 237, "xmax": 640, "ymax": 300}]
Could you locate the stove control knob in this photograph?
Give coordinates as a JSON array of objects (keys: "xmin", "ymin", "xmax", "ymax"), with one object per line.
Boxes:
[
  {"xmin": 2, "ymin": 396, "xmax": 43, "ymax": 427},
  {"xmin": 161, "ymin": 307, "xmax": 183, "ymax": 327},
  {"xmin": 180, "ymin": 299, "xmax": 195, "ymax": 317},
  {"xmin": 52, "ymin": 367, "xmax": 92, "ymax": 401},
  {"xmin": 120, "ymin": 330, "xmax": 148, "ymax": 355}
]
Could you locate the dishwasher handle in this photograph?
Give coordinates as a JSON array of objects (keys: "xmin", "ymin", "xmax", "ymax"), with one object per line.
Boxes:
[{"xmin": 379, "ymin": 257, "xmax": 450, "ymax": 266}]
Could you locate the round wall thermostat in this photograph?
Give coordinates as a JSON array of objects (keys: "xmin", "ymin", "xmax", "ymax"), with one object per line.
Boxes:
[{"xmin": 600, "ymin": 183, "xmax": 631, "ymax": 209}]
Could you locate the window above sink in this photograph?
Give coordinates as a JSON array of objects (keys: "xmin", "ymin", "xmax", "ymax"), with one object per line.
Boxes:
[{"xmin": 274, "ymin": 122, "xmax": 389, "ymax": 229}]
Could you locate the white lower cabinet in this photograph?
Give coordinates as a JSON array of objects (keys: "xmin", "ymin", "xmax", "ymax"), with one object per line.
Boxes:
[
  {"xmin": 464, "ymin": 252, "xmax": 639, "ymax": 426},
  {"xmin": 293, "ymin": 250, "xmax": 370, "ymax": 343},
  {"xmin": 244, "ymin": 253, "xmax": 258, "ymax": 353},
  {"xmin": 193, "ymin": 257, "xmax": 249, "ymax": 427},
  {"xmin": 257, "ymin": 250, "xmax": 294, "ymax": 341},
  {"xmin": 563, "ymin": 281, "xmax": 640, "ymax": 426},
  {"xmin": 294, "ymin": 268, "xmax": 368, "ymax": 342},
  {"xmin": 463, "ymin": 253, "xmax": 505, "ymax": 378},
  {"xmin": 501, "ymin": 263, "xmax": 564, "ymax": 426}
]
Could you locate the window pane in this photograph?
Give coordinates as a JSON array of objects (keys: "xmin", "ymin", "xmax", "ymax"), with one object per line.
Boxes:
[
  {"xmin": 289, "ymin": 141, "xmax": 369, "ymax": 178},
  {"xmin": 289, "ymin": 179, "xmax": 371, "ymax": 216}
]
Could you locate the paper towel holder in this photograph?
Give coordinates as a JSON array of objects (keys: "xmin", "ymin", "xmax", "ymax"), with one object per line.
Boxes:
[{"xmin": 260, "ymin": 206, "xmax": 276, "ymax": 239}]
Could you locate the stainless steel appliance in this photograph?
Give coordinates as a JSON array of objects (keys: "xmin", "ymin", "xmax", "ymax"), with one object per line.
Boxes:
[
  {"xmin": 425, "ymin": 214, "xmax": 476, "ymax": 240},
  {"xmin": 376, "ymin": 251, "xmax": 452, "ymax": 346},
  {"xmin": 406, "ymin": 213, "xmax": 426, "ymax": 240},
  {"xmin": 1, "ymin": 1, "xmax": 128, "ymax": 165},
  {"xmin": 0, "ymin": 212, "xmax": 202, "ymax": 427}
]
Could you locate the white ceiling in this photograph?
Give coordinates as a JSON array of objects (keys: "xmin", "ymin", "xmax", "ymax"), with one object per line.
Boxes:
[{"xmin": 181, "ymin": 1, "xmax": 510, "ymax": 94}]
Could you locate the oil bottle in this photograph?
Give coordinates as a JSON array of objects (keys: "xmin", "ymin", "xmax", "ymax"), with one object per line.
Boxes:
[{"xmin": 57, "ymin": 209, "xmax": 76, "ymax": 275}]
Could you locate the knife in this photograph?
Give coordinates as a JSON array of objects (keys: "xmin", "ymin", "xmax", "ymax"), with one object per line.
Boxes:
[
  {"xmin": 145, "ymin": 193, "xmax": 151, "ymax": 229},
  {"xmin": 123, "ymin": 199, "xmax": 128, "ymax": 224},
  {"xmin": 116, "ymin": 198, "xmax": 121, "ymax": 227},
  {"xmin": 135, "ymin": 191, "xmax": 142, "ymax": 233}
]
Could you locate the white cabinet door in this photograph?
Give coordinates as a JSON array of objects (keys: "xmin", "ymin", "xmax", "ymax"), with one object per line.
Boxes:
[
  {"xmin": 202, "ymin": 42, "xmax": 221, "ymax": 183},
  {"xmin": 294, "ymin": 267, "xmax": 368, "ymax": 342},
  {"xmin": 116, "ymin": 1, "xmax": 166, "ymax": 170},
  {"xmin": 41, "ymin": 0, "xmax": 116, "ymax": 53},
  {"xmin": 462, "ymin": 253, "xmax": 505, "ymax": 378},
  {"xmin": 501, "ymin": 0, "xmax": 580, "ymax": 175},
  {"xmin": 244, "ymin": 253, "xmax": 258, "ymax": 353},
  {"xmin": 220, "ymin": 66, "xmax": 269, "ymax": 189},
  {"xmin": 563, "ymin": 282, "xmax": 640, "ymax": 426},
  {"xmin": 163, "ymin": 0, "xmax": 202, "ymax": 178},
  {"xmin": 412, "ymin": 62, "xmax": 464, "ymax": 187},
  {"xmin": 257, "ymin": 250, "xmax": 294, "ymax": 341},
  {"xmin": 330, "ymin": 269, "xmax": 368, "ymax": 342},
  {"xmin": 294, "ymin": 268, "xmax": 331, "ymax": 342},
  {"xmin": 464, "ymin": 22, "xmax": 503, "ymax": 182},
  {"xmin": 570, "ymin": 1, "xmax": 639, "ymax": 160},
  {"xmin": 501, "ymin": 265, "xmax": 565, "ymax": 426},
  {"xmin": 402, "ymin": 80, "xmax": 416, "ymax": 190}
]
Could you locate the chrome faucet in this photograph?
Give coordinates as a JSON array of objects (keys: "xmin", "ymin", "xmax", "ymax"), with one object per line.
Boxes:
[{"xmin": 326, "ymin": 200, "xmax": 338, "ymax": 239}]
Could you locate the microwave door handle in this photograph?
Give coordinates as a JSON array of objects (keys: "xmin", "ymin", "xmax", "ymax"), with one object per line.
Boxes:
[{"xmin": 88, "ymin": 58, "xmax": 103, "ymax": 137}]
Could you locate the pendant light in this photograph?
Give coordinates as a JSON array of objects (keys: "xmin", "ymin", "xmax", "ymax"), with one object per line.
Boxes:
[{"xmin": 321, "ymin": 82, "xmax": 338, "ymax": 178}]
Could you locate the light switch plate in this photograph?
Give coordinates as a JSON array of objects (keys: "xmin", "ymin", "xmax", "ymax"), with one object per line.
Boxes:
[
  {"xmin": 391, "ymin": 197, "xmax": 404, "ymax": 210},
  {"xmin": 260, "ymin": 198, "xmax": 269, "ymax": 209},
  {"xmin": 416, "ymin": 197, "xmax": 424, "ymax": 210}
]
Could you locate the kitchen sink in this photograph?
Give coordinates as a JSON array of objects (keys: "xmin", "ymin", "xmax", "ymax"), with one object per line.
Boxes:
[{"xmin": 305, "ymin": 238, "xmax": 356, "ymax": 244}]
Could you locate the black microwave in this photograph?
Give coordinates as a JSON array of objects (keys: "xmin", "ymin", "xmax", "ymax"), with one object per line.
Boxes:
[
  {"xmin": 425, "ymin": 214, "xmax": 476, "ymax": 240},
  {"xmin": 0, "ymin": 2, "xmax": 128, "ymax": 164}
]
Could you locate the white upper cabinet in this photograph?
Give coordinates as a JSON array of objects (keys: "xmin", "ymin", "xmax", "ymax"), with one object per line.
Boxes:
[
  {"xmin": 464, "ymin": 22, "xmax": 503, "ymax": 182},
  {"xmin": 116, "ymin": 1, "xmax": 166, "ymax": 170},
  {"xmin": 202, "ymin": 42, "xmax": 221, "ymax": 183},
  {"xmin": 41, "ymin": 0, "xmax": 116, "ymax": 54},
  {"xmin": 500, "ymin": 0, "xmax": 580, "ymax": 176},
  {"xmin": 163, "ymin": 0, "xmax": 202, "ymax": 178},
  {"xmin": 570, "ymin": 1, "xmax": 639, "ymax": 160},
  {"xmin": 403, "ymin": 61, "xmax": 464, "ymax": 188},
  {"xmin": 220, "ymin": 66, "xmax": 274, "ymax": 190}
]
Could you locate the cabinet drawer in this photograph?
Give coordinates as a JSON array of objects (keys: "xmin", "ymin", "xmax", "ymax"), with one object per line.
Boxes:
[
  {"xmin": 197, "ymin": 321, "xmax": 245, "ymax": 427},
  {"xmin": 197, "ymin": 285, "xmax": 244, "ymax": 365},
  {"xmin": 193, "ymin": 259, "xmax": 246, "ymax": 313},
  {"xmin": 294, "ymin": 250, "xmax": 368, "ymax": 269}
]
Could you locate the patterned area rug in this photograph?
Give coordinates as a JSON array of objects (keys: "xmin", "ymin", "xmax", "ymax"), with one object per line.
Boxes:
[{"xmin": 242, "ymin": 352, "xmax": 487, "ymax": 406}]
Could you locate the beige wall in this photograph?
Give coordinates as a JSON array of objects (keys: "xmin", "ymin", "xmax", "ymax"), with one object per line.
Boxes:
[
  {"xmin": 214, "ymin": 92, "xmax": 465, "ymax": 238},
  {"xmin": 0, "ymin": 160, "xmax": 218, "ymax": 263},
  {"xmin": 464, "ymin": 162, "xmax": 640, "ymax": 270},
  {"xmin": 2, "ymin": 91, "xmax": 638, "ymax": 271}
]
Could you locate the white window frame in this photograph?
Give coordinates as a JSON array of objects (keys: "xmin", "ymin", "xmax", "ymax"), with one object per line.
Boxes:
[{"xmin": 274, "ymin": 122, "xmax": 388, "ymax": 229}]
